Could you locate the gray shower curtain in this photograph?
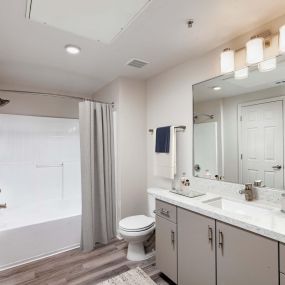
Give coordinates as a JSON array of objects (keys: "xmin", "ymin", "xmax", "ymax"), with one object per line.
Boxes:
[{"xmin": 79, "ymin": 101, "xmax": 116, "ymax": 252}]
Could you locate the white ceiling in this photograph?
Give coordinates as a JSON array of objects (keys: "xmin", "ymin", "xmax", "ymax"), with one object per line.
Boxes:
[{"xmin": 0, "ymin": 0, "xmax": 285, "ymax": 97}]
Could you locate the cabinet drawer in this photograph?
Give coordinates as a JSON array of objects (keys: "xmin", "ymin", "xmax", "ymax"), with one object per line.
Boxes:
[
  {"xmin": 280, "ymin": 243, "xmax": 285, "ymax": 273},
  {"xmin": 156, "ymin": 200, "xmax": 177, "ymax": 223}
]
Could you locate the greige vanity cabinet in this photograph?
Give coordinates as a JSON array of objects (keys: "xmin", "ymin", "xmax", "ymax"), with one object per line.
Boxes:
[
  {"xmin": 177, "ymin": 208, "xmax": 216, "ymax": 285},
  {"xmin": 155, "ymin": 200, "xmax": 177, "ymax": 283},
  {"xmin": 216, "ymin": 221, "xmax": 278, "ymax": 285},
  {"xmin": 281, "ymin": 274, "xmax": 285, "ymax": 285},
  {"xmin": 155, "ymin": 198, "xmax": 280, "ymax": 285}
]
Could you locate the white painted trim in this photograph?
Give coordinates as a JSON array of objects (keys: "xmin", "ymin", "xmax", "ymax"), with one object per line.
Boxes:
[
  {"xmin": 238, "ymin": 103, "xmax": 242, "ymax": 184},
  {"xmin": 220, "ymin": 99, "xmax": 225, "ymax": 177},
  {"xmin": 0, "ymin": 244, "xmax": 80, "ymax": 272},
  {"xmin": 238, "ymin": 96, "xmax": 285, "ymax": 185}
]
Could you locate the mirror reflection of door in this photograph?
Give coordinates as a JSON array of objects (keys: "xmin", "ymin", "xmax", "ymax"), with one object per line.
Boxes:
[
  {"xmin": 194, "ymin": 122, "xmax": 218, "ymax": 179},
  {"xmin": 239, "ymin": 99, "xmax": 284, "ymax": 188}
]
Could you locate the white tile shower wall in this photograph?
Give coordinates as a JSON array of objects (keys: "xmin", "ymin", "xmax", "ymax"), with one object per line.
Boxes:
[{"xmin": 0, "ymin": 115, "xmax": 81, "ymax": 208}]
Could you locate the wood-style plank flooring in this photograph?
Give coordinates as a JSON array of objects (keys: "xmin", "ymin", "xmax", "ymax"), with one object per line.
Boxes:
[{"xmin": 0, "ymin": 239, "xmax": 171, "ymax": 285}]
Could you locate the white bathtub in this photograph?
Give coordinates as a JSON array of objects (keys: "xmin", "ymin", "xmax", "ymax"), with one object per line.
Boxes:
[{"xmin": 0, "ymin": 199, "xmax": 81, "ymax": 271}]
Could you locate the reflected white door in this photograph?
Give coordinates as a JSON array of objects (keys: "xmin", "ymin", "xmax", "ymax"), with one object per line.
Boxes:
[{"xmin": 240, "ymin": 100, "xmax": 283, "ymax": 188}]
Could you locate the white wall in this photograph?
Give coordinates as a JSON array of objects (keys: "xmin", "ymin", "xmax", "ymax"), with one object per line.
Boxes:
[
  {"xmin": 94, "ymin": 78, "xmax": 147, "ymax": 219},
  {"xmin": 146, "ymin": 15, "xmax": 285, "ymax": 190},
  {"xmin": 0, "ymin": 91, "xmax": 80, "ymax": 118}
]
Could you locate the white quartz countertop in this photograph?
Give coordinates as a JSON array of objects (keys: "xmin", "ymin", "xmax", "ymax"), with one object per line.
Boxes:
[{"xmin": 148, "ymin": 188, "xmax": 285, "ymax": 243}]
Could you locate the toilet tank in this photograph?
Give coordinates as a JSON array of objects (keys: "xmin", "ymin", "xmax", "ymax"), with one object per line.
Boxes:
[{"xmin": 147, "ymin": 193, "xmax": 156, "ymax": 218}]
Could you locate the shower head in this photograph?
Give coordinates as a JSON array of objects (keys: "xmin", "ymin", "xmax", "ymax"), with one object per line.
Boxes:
[{"xmin": 0, "ymin": 98, "xmax": 10, "ymax": 107}]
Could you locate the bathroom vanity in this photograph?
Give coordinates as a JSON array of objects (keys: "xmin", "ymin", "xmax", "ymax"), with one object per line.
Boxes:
[
  {"xmin": 151, "ymin": 188, "xmax": 285, "ymax": 285},
  {"xmin": 152, "ymin": 54, "xmax": 285, "ymax": 284}
]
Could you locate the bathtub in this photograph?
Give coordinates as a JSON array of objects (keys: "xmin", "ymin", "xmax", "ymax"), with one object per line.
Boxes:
[{"xmin": 0, "ymin": 199, "xmax": 81, "ymax": 271}]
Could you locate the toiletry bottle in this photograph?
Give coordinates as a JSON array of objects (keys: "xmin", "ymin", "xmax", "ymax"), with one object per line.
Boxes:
[
  {"xmin": 172, "ymin": 174, "xmax": 180, "ymax": 191},
  {"xmin": 180, "ymin": 173, "xmax": 190, "ymax": 192}
]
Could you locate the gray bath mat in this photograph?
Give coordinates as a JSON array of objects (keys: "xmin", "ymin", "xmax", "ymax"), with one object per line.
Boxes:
[{"xmin": 97, "ymin": 267, "xmax": 156, "ymax": 285}]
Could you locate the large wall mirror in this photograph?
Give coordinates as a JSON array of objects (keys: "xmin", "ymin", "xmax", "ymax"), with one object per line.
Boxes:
[{"xmin": 193, "ymin": 55, "xmax": 285, "ymax": 190}]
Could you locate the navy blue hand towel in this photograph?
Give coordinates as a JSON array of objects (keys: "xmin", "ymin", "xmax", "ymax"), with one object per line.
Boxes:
[{"xmin": 155, "ymin": 126, "xmax": 171, "ymax": 153}]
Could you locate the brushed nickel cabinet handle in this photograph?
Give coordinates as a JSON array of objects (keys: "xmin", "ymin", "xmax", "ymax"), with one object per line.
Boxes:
[
  {"xmin": 218, "ymin": 230, "xmax": 224, "ymax": 255},
  {"xmin": 208, "ymin": 226, "xmax": 213, "ymax": 244},
  {"xmin": 171, "ymin": 230, "xmax": 175, "ymax": 248},
  {"xmin": 160, "ymin": 208, "xmax": 170, "ymax": 217},
  {"xmin": 218, "ymin": 230, "xmax": 223, "ymax": 248}
]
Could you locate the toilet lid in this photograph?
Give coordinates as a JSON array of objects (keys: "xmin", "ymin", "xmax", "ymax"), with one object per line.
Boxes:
[{"xmin": 119, "ymin": 215, "xmax": 155, "ymax": 232}]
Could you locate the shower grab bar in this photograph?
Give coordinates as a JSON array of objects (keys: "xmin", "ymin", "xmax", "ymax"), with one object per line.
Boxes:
[{"xmin": 36, "ymin": 163, "xmax": 64, "ymax": 168}]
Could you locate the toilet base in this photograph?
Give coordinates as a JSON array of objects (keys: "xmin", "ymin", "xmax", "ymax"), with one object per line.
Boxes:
[{"xmin": 127, "ymin": 241, "xmax": 155, "ymax": 261}]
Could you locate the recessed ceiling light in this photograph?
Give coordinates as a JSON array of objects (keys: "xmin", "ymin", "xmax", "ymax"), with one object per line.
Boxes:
[
  {"xmin": 65, "ymin": 45, "xmax": 81, "ymax": 55},
  {"xmin": 213, "ymin": 86, "xmax": 222, "ymax": 91}
]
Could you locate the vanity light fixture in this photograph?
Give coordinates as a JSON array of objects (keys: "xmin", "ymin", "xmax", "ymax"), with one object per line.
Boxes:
[
  {"xmin": 220, "ymin": 48, "xmax": 235, "ymax": 74},
  {"xmin": 234, "ymin": 67, "xmax": 249, "ymax": 80},
  {"xmin": 213, "ymin": 86, "xmax": 222, "ymax": 91},
  {"xmin": 258, "ymin": 57, "xmax": 277, "ymax": 72},
  {"xmin": 65, "ymin": 45, "xmax": 81, "ymax": 55},
  {"xmin": 280, "ymin": 25, "xmax": 285, "ymax": 53},
  {"xmin": 246, "ymin": 36, "xmax": 264, "ymax": 65}
]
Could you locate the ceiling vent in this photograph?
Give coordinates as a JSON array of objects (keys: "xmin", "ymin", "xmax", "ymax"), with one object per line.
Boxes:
[{"xmin": 127, "ymin": 59, "xmax": 149, "ymax": 68}]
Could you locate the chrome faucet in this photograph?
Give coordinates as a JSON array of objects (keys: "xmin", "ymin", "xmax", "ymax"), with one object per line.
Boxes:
[
  {"xmin": 239, "ymin": 183, "xmax": 254, "ymax": 201},
  {"xmin": 0, "ymin": 188, "xmax": 7, "ymax": 208}
]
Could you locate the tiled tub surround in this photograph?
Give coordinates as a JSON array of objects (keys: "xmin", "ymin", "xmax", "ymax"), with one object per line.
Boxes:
[{"xmin": 148, "ymin": 186, "xmax": 285, "ymax": 243}]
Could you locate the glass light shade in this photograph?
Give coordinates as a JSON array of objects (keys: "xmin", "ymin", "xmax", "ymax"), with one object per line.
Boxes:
[
  {"xmin": 246, "ymin": 37, "xmax": 264, "ymax": 65},
  {"xmin": 234, "ymin": 67, "xmax": 248, "ymax": 80},
  {"xmin": 280, "ymin": 25, "xmax": 285, "ymax": 53},
  {"xmin": 220, "ymin": 49, "xmax": 235, "ymax": 74},
  {"xmin": 258, "ymin": 57, "xmax": 277, "ymax": 72}
]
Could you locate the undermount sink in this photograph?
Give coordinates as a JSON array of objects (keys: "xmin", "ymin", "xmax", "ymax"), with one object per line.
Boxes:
[{"xmin": 204, "ymin": 197, "xmax": 274, "ymax": 217}]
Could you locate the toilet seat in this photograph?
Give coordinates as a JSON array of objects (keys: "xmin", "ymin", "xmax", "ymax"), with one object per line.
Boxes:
[{"xmin": 119, "ymin": 215, "xmax": 155, "ymax": 232}]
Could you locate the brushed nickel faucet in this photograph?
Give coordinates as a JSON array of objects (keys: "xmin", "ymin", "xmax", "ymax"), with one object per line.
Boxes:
[{"xmin": 239, "ymin": 183, "xmax": 254, "ymax": 201}]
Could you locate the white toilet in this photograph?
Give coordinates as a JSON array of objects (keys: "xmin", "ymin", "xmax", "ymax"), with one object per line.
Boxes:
[{"xmin": 119, "ymin": 193, "xmax": 155, "ymax": 261}]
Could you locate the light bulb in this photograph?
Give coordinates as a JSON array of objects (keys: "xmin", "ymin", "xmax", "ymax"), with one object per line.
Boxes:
[
  {"xmin": 220, "ymin": 48, "xmax": 235, "ymax": 74},
  {"xmin": 246, "ymin": 37, "xmax": 264, "ymax": 65}
]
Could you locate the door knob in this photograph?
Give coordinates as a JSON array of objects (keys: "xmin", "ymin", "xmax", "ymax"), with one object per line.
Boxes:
[{"xmin": 272, "ymin": 165, "xmax": 282, "ymax": 170}]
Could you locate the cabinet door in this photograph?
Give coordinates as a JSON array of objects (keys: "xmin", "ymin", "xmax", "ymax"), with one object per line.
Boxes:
[
  {"xmin": 178, "ymin": 208, "xmax": 216, "ymax": 285},
  {"xmin": 156, "ymin": 215, "xmax": 177, "ymax": 283},
  {"xmin": 281, "ymin": 273, "xmax": 285, "ymax": 285},
  {"xmin": 216, "ymin": 221, "xmax": 278, "ymax": 285}
]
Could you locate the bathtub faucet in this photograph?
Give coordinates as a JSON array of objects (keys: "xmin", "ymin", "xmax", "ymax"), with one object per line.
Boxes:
[{"xmin": 0, "ymin": 189, "xmax": 7, "ymax": 208}]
